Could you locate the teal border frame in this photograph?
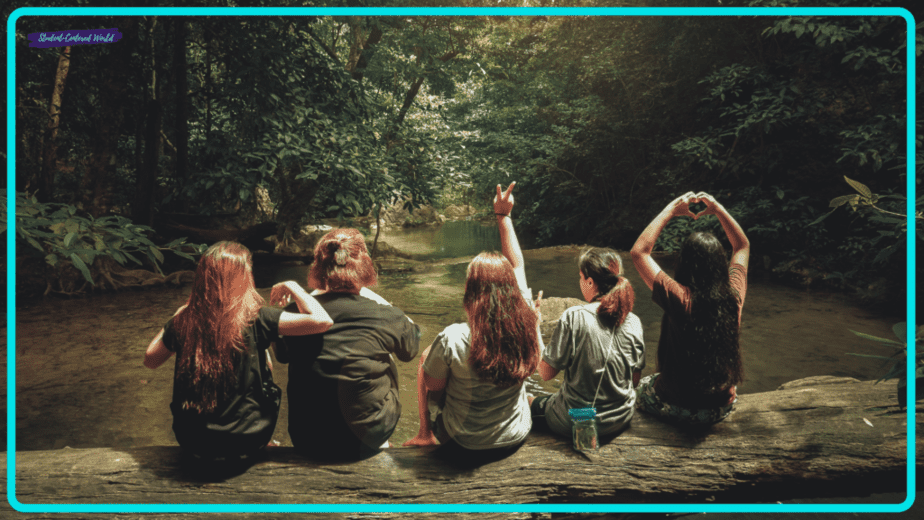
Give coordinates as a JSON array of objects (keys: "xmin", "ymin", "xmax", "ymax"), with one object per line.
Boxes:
[{"xmin": 6, "ymin": 5, "xmax": 917, "ymax": 514}]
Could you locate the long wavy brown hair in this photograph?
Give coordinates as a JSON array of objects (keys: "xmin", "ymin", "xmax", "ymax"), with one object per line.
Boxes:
[
  {"xmin": 464, "ymin": 252, "xmax": 540, "ymax": 388},
  {"xmin": 173, "ymin": 241, "xmax": 263, "ymax": 413}
]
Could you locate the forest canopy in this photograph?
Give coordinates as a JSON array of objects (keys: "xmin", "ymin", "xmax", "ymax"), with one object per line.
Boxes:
[{"xmin": 5, "ymin": 0, "xmax": 919, "ymax": 305}]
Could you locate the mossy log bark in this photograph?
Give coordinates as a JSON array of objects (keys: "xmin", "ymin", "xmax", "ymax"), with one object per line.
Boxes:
[{"xmin": 5, "ymin": 378, "xmax": 918, "ymax": 513}]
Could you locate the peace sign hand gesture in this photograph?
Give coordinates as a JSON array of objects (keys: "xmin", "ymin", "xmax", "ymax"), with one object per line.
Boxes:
[{"xmin": 494, "ymin": 182, "xmax": 516, "ymax": 217}]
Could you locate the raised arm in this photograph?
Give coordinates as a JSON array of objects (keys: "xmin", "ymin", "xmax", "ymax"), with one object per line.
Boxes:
[
  {"xmin": 494, "ymin": 182, "xmax": 529, "ymax": 294},
  {"xmin": 271, "ymin": 281, "xmax": 334, "ymax": 336},
  {"xmin": 630, "ymin": 192, "xmax": 697, "ymax": 290},
  {"xmin": 695, "ymin": 192, "xmax": 750, "ymax": 269}
]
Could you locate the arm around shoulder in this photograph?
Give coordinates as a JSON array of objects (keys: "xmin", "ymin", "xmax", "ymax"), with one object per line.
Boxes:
[
  {"xmin": 274, "ymin": 281, "xmax": 334, "ymax": 336},
  {"xmin": 278, "ymin": 311, "xmax": 333, "ymax": 336}
]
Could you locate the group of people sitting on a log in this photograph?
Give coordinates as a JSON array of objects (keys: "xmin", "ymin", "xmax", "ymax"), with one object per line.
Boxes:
[{"xmin": 144, "ymin": 183, "xmax": 749, "ymax": 463}]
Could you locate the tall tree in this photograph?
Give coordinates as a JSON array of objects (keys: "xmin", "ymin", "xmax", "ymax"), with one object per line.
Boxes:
[
  {"xmin": 38, "ymin": 46, "xmax": 71, "ymax": 203},
  {"xmin": 79, "ymin": 17, "xmax": 137, "ymax": 217}
]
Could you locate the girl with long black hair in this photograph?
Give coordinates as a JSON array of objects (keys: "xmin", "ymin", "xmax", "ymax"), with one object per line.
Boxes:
[{"xmin": 630, "ymin": 192, "xmax": 749, "ymax": 425}]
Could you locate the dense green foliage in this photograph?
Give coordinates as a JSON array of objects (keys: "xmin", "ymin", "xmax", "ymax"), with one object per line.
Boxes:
[
  {"xmin": 8, "ymin": 0, "xmax": 916, "ymax": 302},
  {"xmin": 2, "ymin": 191, "xmax": 203, "ymax": 288}
]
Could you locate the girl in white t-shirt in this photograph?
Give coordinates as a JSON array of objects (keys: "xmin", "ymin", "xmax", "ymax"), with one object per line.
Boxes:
[{"xmin": 404, "ymin": 182, "xmax": 542, "ymax": 458}]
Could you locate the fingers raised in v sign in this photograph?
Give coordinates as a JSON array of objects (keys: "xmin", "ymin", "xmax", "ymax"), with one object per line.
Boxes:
[{"xmin": 494, "ymin": 181, "xmax": 516, "ymax": 216}]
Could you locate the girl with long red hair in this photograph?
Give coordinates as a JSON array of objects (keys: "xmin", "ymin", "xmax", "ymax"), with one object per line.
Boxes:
[
  {"xmin": 529, "ymin": 247, "xmax": 645, "ymax": 439},
  {"xmin": 144, "ymin": 241, "xmax": 332, "ymax": 460},
  {"xmin": 404, "ymin": 182, "xmax": 542, "ymax": 457}
]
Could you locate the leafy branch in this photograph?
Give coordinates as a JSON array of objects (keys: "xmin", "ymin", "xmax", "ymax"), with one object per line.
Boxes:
[{"xmin": 809, "ymin": 176, "xmax": 919, "ymax": 226}]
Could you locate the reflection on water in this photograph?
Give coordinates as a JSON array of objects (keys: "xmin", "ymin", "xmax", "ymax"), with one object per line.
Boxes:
[
  {"xmin": 11, "ymin": 226, "xmax": 906, "ymax": 452},
  {"xmin": 377, "ymin": 220, "xmax": 534, "ymax": 260}
]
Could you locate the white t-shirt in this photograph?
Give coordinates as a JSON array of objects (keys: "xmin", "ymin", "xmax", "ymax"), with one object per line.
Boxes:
[
  {"xmin": 542, "ymin": 304, "xmax": 645, "ymax": 436},
  {"xmin": 423, "ymin": 288, "xmax": 540, "ymax": 450}
]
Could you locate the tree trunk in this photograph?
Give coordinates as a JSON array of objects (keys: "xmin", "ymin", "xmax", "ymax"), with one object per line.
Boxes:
[
  {"xmin": 133, "ymin": 17, "xmax": 161, "ymax": 226},
  {"xmin": 5, "ymin": 378, "xmax": 918, "ymax": 508},
  {"xmin": 174, "ymin": 18, "xmax": 189, "ymax": 193},
  {"xmin": 394, "ymin": 77, "xmax": 425, "ymax": 128},
  {"xmin": 134, "ymin": 99, "xmax": 162, "ymax": 226},
  {"xmin": 390, "ymin": 50, "xmax": 459, "ymax": 135},
  {"xmin": 38, "ymin": 46, "xmax": 71, "ymax": 203},
  {"xmin": 204, "ymin": 39, "xmax": 212, "ymax": 152},
  {"xmin": 372, "ymin": 201, "xmax": 383, "ymax": 259},
  {"xmin": 272, "ymin": 163, "xmax": 320, "ymax": 244},
  {"xmin": 79, "ymin": 18, "xmax": 136, "ymax": 217},
  {"xmin": 345, "ymin": 17, "xmax": 383, "ymax": 82}
]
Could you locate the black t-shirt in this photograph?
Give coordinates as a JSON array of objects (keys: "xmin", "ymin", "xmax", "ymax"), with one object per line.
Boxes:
[
  {"xmin": 162, "ymin": 306, "xmax": 283, "ymax": 458},
  {"xmin": 276, "ymin": 292, "xmax": 420, "ymax": 457}
]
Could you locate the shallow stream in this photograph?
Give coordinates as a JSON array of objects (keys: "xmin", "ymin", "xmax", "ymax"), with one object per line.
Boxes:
[{"xmin": 8, "ymin": 221, "xmax": 905, "ymax": 451}]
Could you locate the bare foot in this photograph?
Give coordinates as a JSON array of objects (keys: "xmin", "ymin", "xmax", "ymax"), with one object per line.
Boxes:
[{"xmin": 402, "ymin": 433, "xmax": 438, "ymax": 447}]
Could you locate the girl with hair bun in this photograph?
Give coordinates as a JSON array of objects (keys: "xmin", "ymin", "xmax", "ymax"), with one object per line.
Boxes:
[
  {"xmin": 144, "ymin": 241, "xmax": 333, "ymax": 461},
  {"xmin": 530, "ymin": 247, "xmax": 646, "ymax": 438},
  {"xmin": 277, "ymin": 228, "xmax": 420, "ymax": 461}
]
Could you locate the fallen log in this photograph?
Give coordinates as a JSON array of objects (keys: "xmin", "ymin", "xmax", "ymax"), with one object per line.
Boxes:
[
  {"xmin": 164, "ymin": 220, "xmax": 278, "ymax": 252},
  {"xmin": 5, "ymin": 377, "xmax": 919, "ymax": 512}
]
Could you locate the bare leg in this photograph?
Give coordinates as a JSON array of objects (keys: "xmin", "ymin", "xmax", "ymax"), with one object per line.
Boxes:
[{"xmin": 402, "ymin": 346, "xmax": 438, "ymax": 447}]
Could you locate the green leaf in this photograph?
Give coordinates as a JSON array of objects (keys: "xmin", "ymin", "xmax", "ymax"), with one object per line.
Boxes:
[
  {"xmin": 123, "ymin": 251, "xmax": 142, "ymax": 265},
  {"xmin": 844, "ymin": 176, "xmax": 872, "ymax": 198},
  {"xmin": 64, "ymin": 231, "xmax": 78, "ymax": 248},
  {"xmin": 69, "ymin": 253, "xmax": 94, "ymax": 285},
  {"xmin": 149, "ymin": 246, "xmax": 165, "ymax": 264},
  {"xmin": 111, "ymin": 249, "xmax": 127, "ymax": 264},
  {"xmin": 892, "ymin": 322, "xmax": 907, "ymax": 342},
  {"xmin": 849, "ymin": 329, "xmax": 905, "ymax": 347},
  {"xmin": 26, "ymin": 236, "xmax": 43, "ymax": 252},
  {"xmin": 829, "ymin": 195, "xmax": 858, "ymax": 208},
  {"xmin": 45, "ymin": 253, "xmax": 58, "ymax": 267},
  {"xmin": 807, "ymin": 210, "xmax": 834, "ymax": 226},
  {"xmin": 172, "ymin": 250, "xmax": 197, "ymax": 262}
]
